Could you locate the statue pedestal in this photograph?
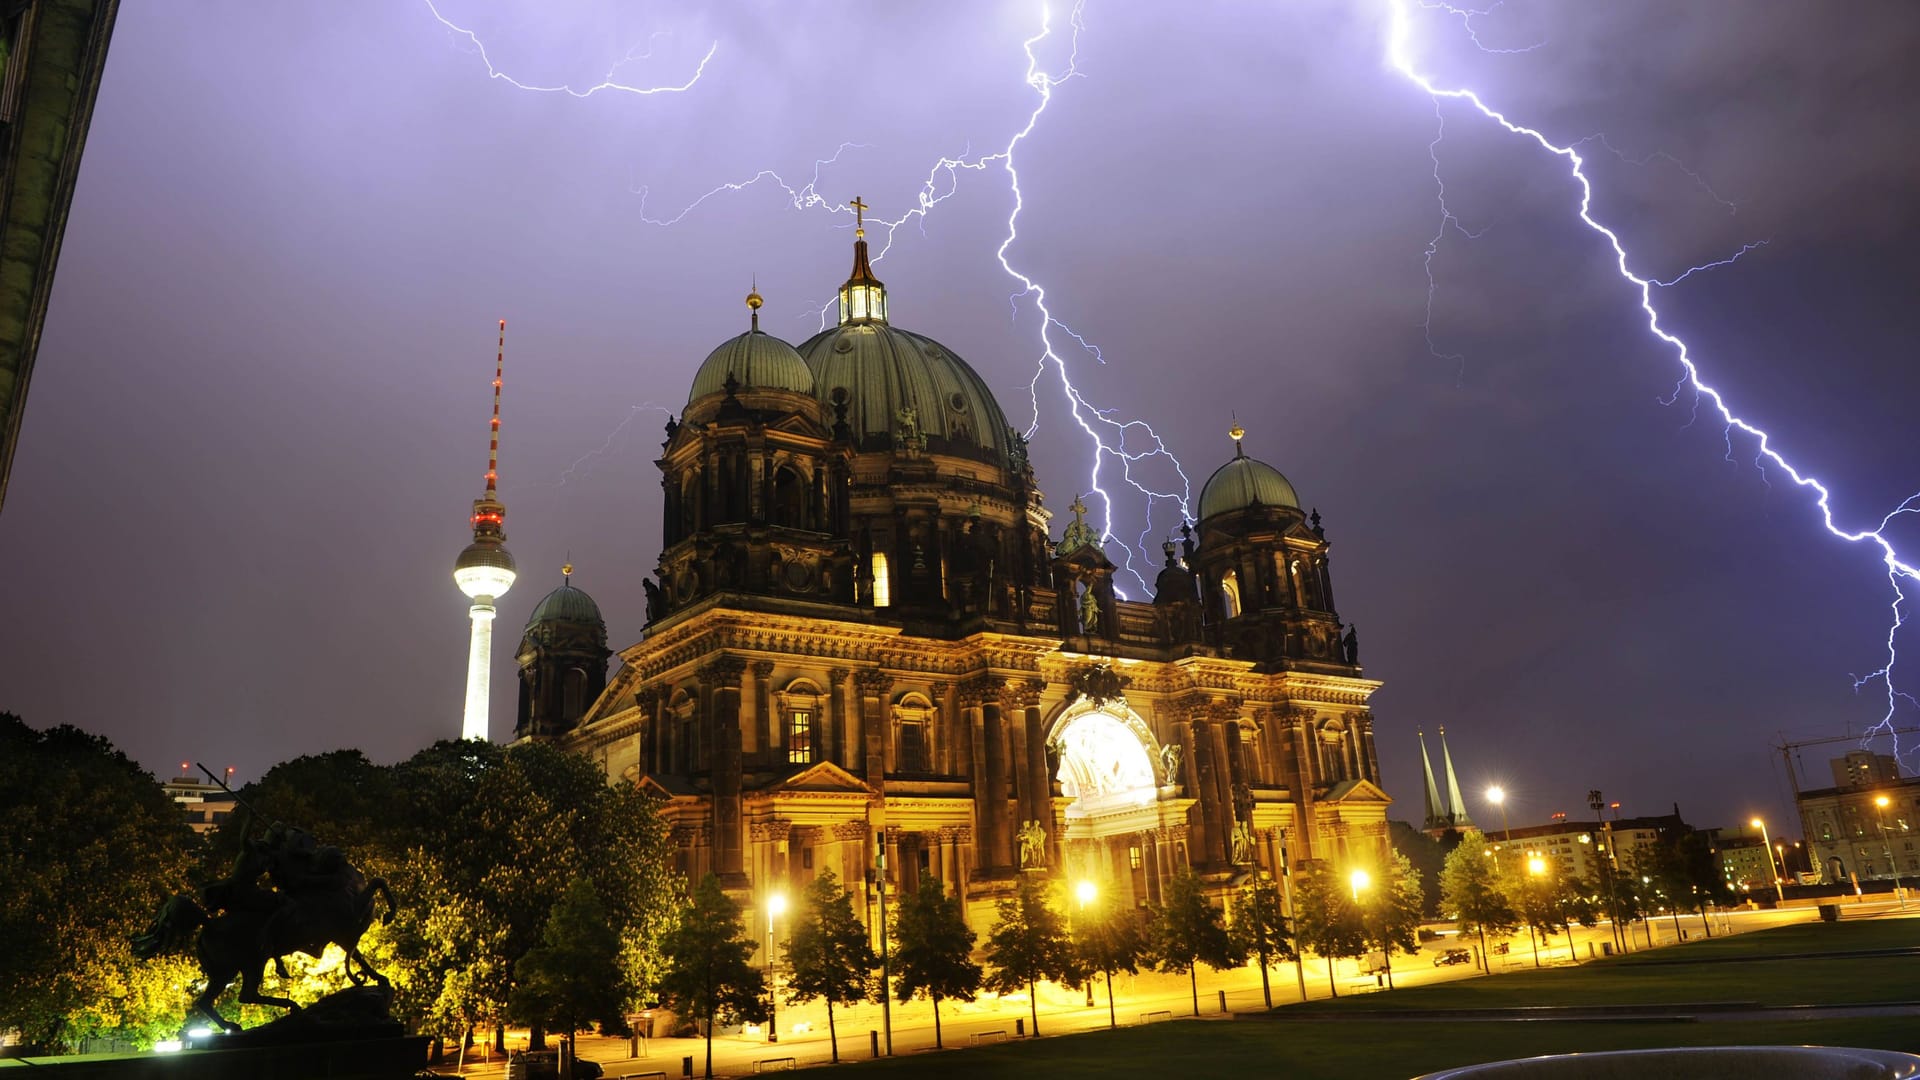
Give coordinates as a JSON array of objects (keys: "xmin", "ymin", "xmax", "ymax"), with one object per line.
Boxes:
[
  {"xmin": 7, "ymin": 988, "xmax": 427, "ymax": 1079},
  {"xmin": 4, "ymin": 1035, "xmax": 429, "ymax": 1079}
]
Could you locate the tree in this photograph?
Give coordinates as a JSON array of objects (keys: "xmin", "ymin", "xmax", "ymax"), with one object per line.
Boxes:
[
  {"xmin": 1354, "ymin": 852, "xmax": 1425, "ymax": 988},
  {"xmin": 510, "ymin": 878, "xmax": 627, "ymax": 1078},
  {"xmin": 981, "ymin": 875, "xmax": 1074, "ymax": 1036},
  {"xmin": 783, "ymin": 869, "xmax": 878, "ymax": 1060},
  {"xmin": 890, "ymin": 880, "xmax": 980, "ymax": 1048},
  {"xmin": 1501, "ymin": 858, "xmax": 1596, "ymax": 967},
  {"xmin": 1229, "ymin": 874, "xmax": 1296, "ymax": 1009},
  {"xmin": 1149, "ymin": 870, "xmax": 1241, "ymax": 1016},
  {"xmin": 0, "ymin": 715, "xmax": 201, "ymax": 1052},
  {"xmin": 1290, "ymin": 865, "xmax": 1368, "ymax": 998},
  {"xmin": 1075, "ymin": 898, "xmax": 1146, "ymax": 1027},
  {"xmin": 1439, "ymin": 829, "xmax": 1518, "ymax": 971},
  {"xmin": 657, "ymin": 875, "xmax": 767, "ymax": 1080}
]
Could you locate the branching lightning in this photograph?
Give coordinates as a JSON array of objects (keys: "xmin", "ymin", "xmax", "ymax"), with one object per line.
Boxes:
[
  {"xmin": 423, "ymin": 0, "xmax": 715, "ymax": 98},
  {"xmin": 618, "ymin": 2, "xmax": 1192, "ymax": 595},
  {"xmin": 1390, "ymin": 0, "xmax": 1920, "ymax": 753}
]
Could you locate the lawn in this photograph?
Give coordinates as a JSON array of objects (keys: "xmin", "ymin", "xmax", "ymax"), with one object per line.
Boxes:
[{"xmin": 828, "ymin": 919, "xmax": 1920, "ymax": 1080}]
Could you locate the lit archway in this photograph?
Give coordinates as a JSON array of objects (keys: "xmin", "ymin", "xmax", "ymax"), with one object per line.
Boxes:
[{"xmin": 1051, "ymin": 704, "xmax": 1160, "ymax": 817}]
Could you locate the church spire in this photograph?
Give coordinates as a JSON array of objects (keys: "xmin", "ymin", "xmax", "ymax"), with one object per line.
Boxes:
[
  {"xmin": 1419, "ymin": 730, "xmax": 1447, "ymax": 832},
  {"xmin": 837, "ymin": 195, "xmax": 888, "ymax": 326},
  {"xmin": 1440, "ymin": 725, "xmax": 1474, "ymax": 830}
]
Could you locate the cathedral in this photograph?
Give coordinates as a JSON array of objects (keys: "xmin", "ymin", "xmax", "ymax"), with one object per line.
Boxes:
[{"xmin": 512, "ymin": 210, "xmax": 1392, "ymax": 928}]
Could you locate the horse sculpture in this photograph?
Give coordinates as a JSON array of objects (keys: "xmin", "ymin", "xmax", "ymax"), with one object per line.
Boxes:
[{"xmin": 134, "ymin": 822, "xmax": 396, "ymax": 1034}]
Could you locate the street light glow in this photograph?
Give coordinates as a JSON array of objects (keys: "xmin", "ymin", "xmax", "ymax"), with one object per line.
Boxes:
[
  {"xmin": 1486, "ymin": 786, "xmax": 1505, "ymax": 805},
  {"xmin": 1075, "ymin": 880, "xmax": 1097, "ymax": 906},
  {"xmin": 1876, "ymin": 795, "xmax": 1891, "ymax": 808},
  {"xmin": 1750, "ymin": 817, "xmax": 1764, "ymax": 829},
  {"xmin": 768, "ymin": 891, "xmax": 787, "ymax": 917},
  {"xmin": 1528, "ymin": 856, "xmax": 1546, "ymax": 876},
  {"xmin": 1350, "ymin": 868, "xmax": 1371, "ymax": 895}
]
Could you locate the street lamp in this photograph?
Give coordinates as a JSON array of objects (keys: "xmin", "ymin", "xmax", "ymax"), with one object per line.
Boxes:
[
  {"xmin": 1349, "ymin": 868, "xmax": 1388, "ymax": 988},
  {"xmin": 1749, "ymin": 817, "xmax": 1785, "ymax": 903},
  {"xmin": 1076, "ymin": 881, "xmax": 1097, "ymax": 1006},
  {"xmin": 1486, "ymin": 787, "xmax": 1512, "ymax": 844},
  {"xmin": 1350, "ymin": 867, "xmax": 1371, "ymax": 900},
  {"xmin": 1874, "ymin": 795, "xmax": 1907, "ymax": 908},
  {"xmin": 766, "ymin": 891, "xmax": 787, "ymax": 1042},
  {"xmin": 1523, "ymin": 856, "xmax": 1546, "ymax": 968}
]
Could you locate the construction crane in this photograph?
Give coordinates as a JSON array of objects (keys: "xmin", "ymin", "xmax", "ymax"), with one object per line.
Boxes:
[{"xmin": 1776, "ymin": 728, "xmax": 1920, "ymax": 801}]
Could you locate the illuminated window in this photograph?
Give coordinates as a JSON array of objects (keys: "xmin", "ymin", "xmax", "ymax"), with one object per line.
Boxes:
[
  {"xmin": 897, "ymin": 721, "xmax": 927, "ymax": 773},
  {"xmin": 788, "ymin": 710, "xmax": 813, "ymax": 764},
  {"xmin": 1129, "ymin": 846, "xmax": 1142, "ymax": 870},
  {"xmin": 870, "ymin": 552, "xmax": 891, "ymax": 607},
  {"xmin": 1221, "ymin": 568, "xmax": 1241, "ymax": 619}
]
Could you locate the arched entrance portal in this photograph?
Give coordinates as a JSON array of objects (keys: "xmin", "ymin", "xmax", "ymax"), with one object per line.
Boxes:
[
  {"xmin": 1049, "ymin": 700, "xmax": 1193, "ymax": 907},
  {"xmin": 1055, "ymin": 709, "xmax": 1158, "ymax": 813}
]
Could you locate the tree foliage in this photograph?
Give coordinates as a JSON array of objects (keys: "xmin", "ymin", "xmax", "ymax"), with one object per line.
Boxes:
[
  {"xmin": 1228, "ymin": 875, "xmax": 1295, "ymax": 1009},
  {"xmin": 510, "ymin": 878, "xmax": 628, "ymax": 1054},
  {"xmin": 1149, "ymin": 870, "xmax": 1241, "ymax": 1016},
  {"xmin": 658, "ymin": 875, "xmax": 767, "ymax": 1079},
  {"xmin": 1290, "ymin": 864, "xmax": 1368, "ymax": 997},
  {"xmin": 1439, "ymin": 829, "xmax": 1518, "ymax": 967},
  {"xmin": 0, "ymin": 715, "xmax": 201, "ymax": 1052},
  {"xmin": 981, "ymin": 875, "xmax": 1074, "ymax": 1036},
  {"xmin": 784, "ymin": 869, "xmax": 879, "ymax": 1060},
  {"xmin": 1356, "ymin": 852, "xmax": 1425, "ymax": 988},
  {"xmin": 1075, "ymin": 897, "xmax": 1147, "ymax": 1027},
  {"xmin": 890, "ymin": 880, "xmax": 980, "ymax": 1048}
]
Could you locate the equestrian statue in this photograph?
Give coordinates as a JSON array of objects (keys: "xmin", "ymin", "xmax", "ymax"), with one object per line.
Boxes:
[{"xmin": 132, "ymin": 764, "xmax": 395, "ymax": 1034}]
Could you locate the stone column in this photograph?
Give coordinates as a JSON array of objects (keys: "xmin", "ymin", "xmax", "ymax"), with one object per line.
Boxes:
[
  {"xmin": 702, "ymin": 656, "xmax": 748, "ymax": 885},
  {"xmin": 752, "ymin": 660, "xmax": 775, "ymax": 764},
  {"xmin": 855, "ymin": 669, "xmax": 893, "ymax": 784},
  {"xmin": 827, "ymin": 668, "xmax": 850, "ymax": 768},
  {"xmin": 1014, "ymin": 680, "xmax": 1051, "ymax": 857},
  {"xmin": 637, "ymin": 687, "xmax": 661, "ymax": 776}
]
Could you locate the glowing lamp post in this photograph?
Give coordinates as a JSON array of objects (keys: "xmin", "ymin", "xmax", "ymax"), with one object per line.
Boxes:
[
  {"xmin": 1749, "ymin": 817, "xmax": 1785, "ymax": 903},
  {"xmin": 1524, "ymin": 856, "xmax": 1546, "ymax": 968},
  {"xmin": 1076, "ymin": 880, "xmax": 1097, "ymax": 1006},
  {"xmin": 1874, "ymin": 796, "xmax": 1907, "ymax": 908},
  {"xmin": 766, "ymin": 891, "xmax": 787, "ymax": 1042},
  {"xmin": 1349, "ymin": 868, "xmax": 1371, "ymax": 901}
]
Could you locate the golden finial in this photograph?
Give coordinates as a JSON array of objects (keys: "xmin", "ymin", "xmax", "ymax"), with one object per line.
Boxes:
[
  {"xmin": 746, "ymin": 277, "xmax": 762, "ymax": 331},
  {"xmin": 849, "ymin": 195, "xmax": 868, "ymax": 239},
  {"xmin": 1229, "ymin": 420, "xmax": 1245, "ymax": 442},
  {"xmin": 562, "ymin": 561, "xmax": 573, "ymax": 582}
]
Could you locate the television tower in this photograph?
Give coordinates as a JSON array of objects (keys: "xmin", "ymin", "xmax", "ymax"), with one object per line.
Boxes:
[{"xmin": 452, "ymin": 320, "xmax": 516, "ymax": 741}]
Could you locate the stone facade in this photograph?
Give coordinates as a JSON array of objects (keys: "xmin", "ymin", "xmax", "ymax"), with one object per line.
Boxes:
[{"xmin": 524, "ymin": 229, "xmax": 1394, "ymax": 930}]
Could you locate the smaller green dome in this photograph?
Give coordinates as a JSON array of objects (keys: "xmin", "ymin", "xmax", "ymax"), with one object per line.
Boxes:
[
  {"xmin": 688, "ymin": 330, "xmax": 813, "ymax": 402},
  {"xmin": 527, "ymin": 582, "xmax": 603, "ymax": 628},
  {"xmin": 1198, "ymin": 450, "xmax": 1300, "ymax": 520}
]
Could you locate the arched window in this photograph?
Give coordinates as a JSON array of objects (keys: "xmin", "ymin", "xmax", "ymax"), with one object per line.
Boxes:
[
  {"xmin": 771, "ymin": 466, "xmax": 805, "ymax": 529},
  {"xmin": 1317, "ymin": 721, "xmax": 1349, "ymax": 784},
  {"xmin": 1220, "ymin": 568, "xmax": 1242, "ymax": 620},
  {"xmin": 563, "ymin": 668, "xmax": 587, "ymax": 723},
  {"xmin": 893, "ymin": 693, "xmax": 935, "ymax": 774},
  {"xmin": 680, "ymin": 475, "xmax": 698, "ymax": 536}
]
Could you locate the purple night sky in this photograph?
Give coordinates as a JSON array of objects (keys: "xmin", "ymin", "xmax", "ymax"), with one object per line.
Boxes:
[{"xmin": 3, "ymin": 2, "xmax": 1918, "ymax": 837}]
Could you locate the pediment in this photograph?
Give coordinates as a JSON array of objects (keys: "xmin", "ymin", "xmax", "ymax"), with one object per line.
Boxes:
[
  {"xmin": 1319, "ymin": 778, "xmax": 1392, "ymax": 804},
  {"xmin": 632, "ymin": 773, "xmax": 700, "ymax": 800},
  {"xmin": 766, "ymin": 760, "xmax": 874, "ymax": 795}
]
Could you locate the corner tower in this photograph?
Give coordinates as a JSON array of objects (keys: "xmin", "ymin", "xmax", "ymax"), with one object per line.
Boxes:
[{"xmin": 453, "ymin": 320, "xmax": 516, "ymax": 741}]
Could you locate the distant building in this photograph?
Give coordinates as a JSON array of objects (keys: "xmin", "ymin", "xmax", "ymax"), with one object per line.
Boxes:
[
  {"xmin": 1489, "ymin": 810, "xmax": 1687, "ymax": 883},
  {"xmin": 1716, "ymin": 833, "xmax": 1774, "ymax": 895},
  {"xmin": 1797, "ymin": 752, "xmax": 1919, "ymax": 885},
  {"xmin": 0, "ymin": 0, "xmax": 122, "ymax": 513},
  {"xmin": 160, "ymin": 767, "xmax": 237, "ymax": 834}
]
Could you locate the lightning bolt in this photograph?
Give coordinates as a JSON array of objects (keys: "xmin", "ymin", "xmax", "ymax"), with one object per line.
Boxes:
[
  {"xmin": 422, "ymin": 0, "xmax": 716, "ymax": 98},
  {"xmin": 621, "ymin": 2, "xmax": 1192, "ymax": 595},
  {"xmin": 1389, "ymin": 0, "xmax": 1920, "ymax": 754}
]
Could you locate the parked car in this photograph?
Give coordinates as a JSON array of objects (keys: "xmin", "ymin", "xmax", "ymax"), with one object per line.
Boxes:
[
  {"xmin": 506, "ymin": 1049, "xmax": 603, "ymax": 1080},
  {"xmin": 1433, "ymin": 947, "xmax": 1472, "ymax": 967}
]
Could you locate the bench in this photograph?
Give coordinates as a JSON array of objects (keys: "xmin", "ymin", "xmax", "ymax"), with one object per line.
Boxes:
[
  {"xmin": 1138, "ymin": 1010, "xmax": 1173, "ymax": 1024},
  {"xmin": 615, "ymin": 1072, "xmax": 667, "ymax": 1080},
  {"xmin": 969, "ymin": 1030, "xmax": 1009, "ymax": 1046},
  {"xmin": 754, "ymin": 1057, "xmax": 797, "ymax": 1073}
]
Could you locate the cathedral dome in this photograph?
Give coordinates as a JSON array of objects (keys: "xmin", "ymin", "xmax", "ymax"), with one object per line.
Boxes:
[
  {"xmin": 526, "ymin": 581, "xmax": 603, "ymax": 628},
  {"xmin": 687, "ymin": 329, "xmax": 814, "ymax": 402},
  {"xmin": 798, "ymin": 323, "xmax": 1013, "ymax": 467},
  {"xmin": 1198, "ymin": 436, "xmax": 1300, "ymax": 519}
]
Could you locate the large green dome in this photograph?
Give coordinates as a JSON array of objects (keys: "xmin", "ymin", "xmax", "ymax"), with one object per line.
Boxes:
[
  {"xmin": 526, "ymin": 582, "xmax": 603, "ymax": 628},
  {"xmin": 797, "ymin": 322, "xmax": 1012, "ymax": 467},
  {"xmin": 1198, "ymin": 449, "xmax": 1300, "ymax": 520},
  {"xmin": 688, "ymin": 330, "xmax": 814, "ymax": 402}
]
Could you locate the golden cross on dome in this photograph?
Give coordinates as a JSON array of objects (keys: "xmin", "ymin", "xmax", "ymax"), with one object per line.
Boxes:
[{"xmin": 849, "ymin": 195, "xmax": 868, "ymax": 237}]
